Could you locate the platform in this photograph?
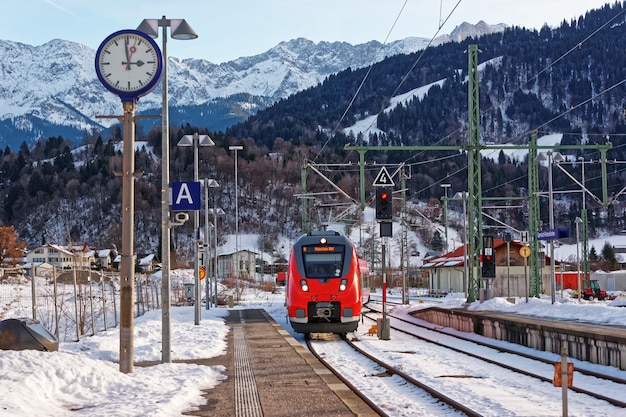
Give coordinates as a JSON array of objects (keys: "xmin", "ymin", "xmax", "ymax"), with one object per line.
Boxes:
[
  {"xmin": 183, "ymin": 309, "xmax": 378, "ymax": 417},
  {"xmin": 412, "ymin": 306, "xmax": 626, "ymax": 370}
]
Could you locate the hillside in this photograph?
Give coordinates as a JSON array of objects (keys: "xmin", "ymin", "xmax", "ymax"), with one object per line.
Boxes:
[
  {"xmin": 0, "ymin": 3, "xmax": 625, "ymax": 260},
  {"xmin": 0, "ymin": 23, "xmax": 499, "ymax": 151}
]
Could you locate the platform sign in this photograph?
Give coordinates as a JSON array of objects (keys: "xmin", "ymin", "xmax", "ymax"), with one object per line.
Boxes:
[
  {"xmin": 537, "ymin": 228, "xmax": 569, "ymax": 240},
  {"xmin": 520, "ymin": 231, "xmax": 529, "ymax": 244},
  {"xmin": 171, "ymin": 181, "xmax": 201, "ymax": 211},
  {"xmin": 373, "ymin": 167, "xmax": 394, "ymax": 187}
]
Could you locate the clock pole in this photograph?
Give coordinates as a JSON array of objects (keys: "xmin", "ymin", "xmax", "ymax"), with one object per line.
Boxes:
[
  {"xmin": 119, "ymin": 99, "xmax": 137, "ymax": 374},
  {"xmin": 95, "ymin": 29, "xmax": 164, "ymax": 374}
]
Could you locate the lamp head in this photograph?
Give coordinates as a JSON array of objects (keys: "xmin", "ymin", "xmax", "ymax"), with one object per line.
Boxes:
[
  {"xmin": 171, "ymin": 19, "xmax": 198, "ymax": 40},
  {"xmin": 137, "ymin": 19, "xmax": 159, "ymax": 38}
]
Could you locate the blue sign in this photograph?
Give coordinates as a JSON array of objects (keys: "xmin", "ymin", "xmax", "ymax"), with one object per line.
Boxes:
[
  {"xmin": 171, "ymin": 181, "xmax": 201, "ymax": 211},
  {"xmin": 537, "ymin": 228, "xmax": 569, "ymax": 240}
]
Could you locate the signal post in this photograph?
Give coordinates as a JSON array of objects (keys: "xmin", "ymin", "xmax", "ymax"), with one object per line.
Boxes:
[{"xmin": 373, "ymin": 167, "xmax": 393, "ymax": 340}]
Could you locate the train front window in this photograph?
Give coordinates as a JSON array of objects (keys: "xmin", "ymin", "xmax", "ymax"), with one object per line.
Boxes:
[{"xmin": 303, "ymin": 248, "xmax": 344, "ymax": 278}]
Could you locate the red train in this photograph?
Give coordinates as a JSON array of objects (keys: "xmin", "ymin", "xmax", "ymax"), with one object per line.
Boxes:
[{"xmin": 286, "ymin": 230, "xmax": 362, "ymax": 335}]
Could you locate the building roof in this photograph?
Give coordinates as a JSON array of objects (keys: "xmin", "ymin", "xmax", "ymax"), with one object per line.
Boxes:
[{"xmin": 421, "ymin": 239, "xmax": 531, "ymax": 269}]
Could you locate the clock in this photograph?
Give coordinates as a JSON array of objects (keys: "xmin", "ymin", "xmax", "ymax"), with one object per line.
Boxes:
[{"xmin": 95, "ymin": 29, "xmax": 163, "ymax": 101}]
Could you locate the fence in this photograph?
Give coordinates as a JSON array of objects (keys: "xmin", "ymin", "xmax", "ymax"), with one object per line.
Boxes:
[{"xmin": 0, "ymin": 267, "xmax": 162, "ymax": 343}]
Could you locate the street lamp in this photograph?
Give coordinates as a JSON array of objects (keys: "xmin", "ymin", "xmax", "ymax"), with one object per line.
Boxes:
[
  {"xmin": 177, "ymin": 133, "xmax": 215, "ymax": 325},
  {"xmin": 229, "ymin": 145, "xmax": 243, "ymax": 302},
  {"xmin": 536, "ymin": 151, "xmax": 565, "ymax": 304},
  {"xmin": 203, "ymin": 178, "xmax": 220, "ymax": 309},
  {"xmin": 137, "ymin": 16, "xmax": 197, "ymax": 363}
]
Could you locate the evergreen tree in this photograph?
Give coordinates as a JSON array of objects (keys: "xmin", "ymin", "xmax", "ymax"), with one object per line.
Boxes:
[{"xmin": 431, "ymin": 230, "xmax": 443, "ymax": 252}]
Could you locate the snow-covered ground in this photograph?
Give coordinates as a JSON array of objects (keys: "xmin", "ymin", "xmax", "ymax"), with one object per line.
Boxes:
[{"xmin": 2, "ymin": 278, "xmax": 626, "ymax": 417}]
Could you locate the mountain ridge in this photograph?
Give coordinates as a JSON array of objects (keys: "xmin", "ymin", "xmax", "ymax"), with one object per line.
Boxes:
[{"xmin": 0, "ymin": 21, "xmax": 506, "ymax": 149}]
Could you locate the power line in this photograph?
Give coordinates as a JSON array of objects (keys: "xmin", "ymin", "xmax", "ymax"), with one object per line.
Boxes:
[{"xmin": 314, "ymin": 0, "xmax": 410, "ymax": 161}]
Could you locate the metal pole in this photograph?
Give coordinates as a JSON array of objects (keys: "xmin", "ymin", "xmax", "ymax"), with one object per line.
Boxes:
[
  {"xmin": 30, "ymin": 265, "xmax": 36, "ymax": 320},
  {"xmin": 506, "ymin": 239, "xmax": 511, "ymax": 298},
  {"xmin": 100, "ymin": 272, "xmax": 107, "ymax": 331},
  {"xmin": 579, "ymin": 157, "xmax": 589, "ymax": 289},
  {"xmin": 193, "ymin": 135, "xmax": 201, "ymax": 324},
  {"xmin": 159, "ymin": 21, "xmax": 172, "ymax": 364},
  {"xmin": 230, "ymin": 146, "xmax": 243, "ymax": 302},
  {"xmin": 575, "ymin": 217, "xmax": 582, "ymax": 302},
  {"xmin": 205, "ymin": 179, "xmax": 211, "ymax": 310},
  {"xmin": 441, "ymin": 184, "xmax": 450, "ymax": 254},
  {"xmin": 235, "ymin": 149, "xmax": 239, "ymax": 302},
  {"xmin": 214, "ymin": 209, "xmax": 219, "ymax": 307},
  {"xmin": 561, "ymin": 347, "xmax": 569, "ymax": 416},
  {"xmin": 120, "ymin": 99, "xmax": 137, "ymax": 373},
  {"xmin": 88, "ymin": 270, "xmax": 95, "ymax": 336},
  {"xmin": 72, "ymin": 265, "xmax": 79, "ymax": 341},
  {"xmin": 462, "ymin": 192, "xmax": 468, "ymax": 299},
  {"xmin": 548, "ymin": 152, "xmax": 556, "ymax": 304},
  {"xmin": 53, "ymin": 266, "xmax": 59, "ymax": 337},
  {"xmin": 380, "ymin": 237, "xmax": 390, "ymax": 340}
]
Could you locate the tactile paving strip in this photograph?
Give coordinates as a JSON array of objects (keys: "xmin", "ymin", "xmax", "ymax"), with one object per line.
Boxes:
[{"xmin": 234, "ymin": 326, "xmax": 263, "ymax": 417}]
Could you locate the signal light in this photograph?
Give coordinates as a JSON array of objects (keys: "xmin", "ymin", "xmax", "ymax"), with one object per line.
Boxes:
[
  {"xmin": 482, "ymin": 236, "xmax": 496, "ymax": 278},
  {"xmin": 376, "ymin": 187, "xmax": 393, "ymax": 220}
]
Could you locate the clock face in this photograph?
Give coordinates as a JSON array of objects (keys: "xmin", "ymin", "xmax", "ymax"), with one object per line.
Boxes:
[{"xmin": 95, "ymin": 30, "xmax": 163, "ymax": 100}]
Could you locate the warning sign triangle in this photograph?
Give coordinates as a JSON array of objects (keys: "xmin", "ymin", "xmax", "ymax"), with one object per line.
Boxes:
[{"xmin": 373, "ymin": 166, "xmax": 395, "ymax": 186}]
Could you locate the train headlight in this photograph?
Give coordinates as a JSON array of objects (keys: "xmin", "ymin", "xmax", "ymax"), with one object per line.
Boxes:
[
  {"xmin": 300, "ymin": 279, "xmax": 309, "ymax": 292},
  {"xmin": 339, "ymin": 278, "xmax": 348, "ymax": 291}
]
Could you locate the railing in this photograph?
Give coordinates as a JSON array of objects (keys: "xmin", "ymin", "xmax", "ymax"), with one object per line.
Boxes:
[{"xmin": 0, "ymin": 267, "xmax": 162, "ymax": 342}]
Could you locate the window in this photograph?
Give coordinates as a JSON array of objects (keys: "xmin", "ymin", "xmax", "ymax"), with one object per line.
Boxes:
[{"xmin": 303, "ymin": 249, "xmax": 344, "ymax": 278}]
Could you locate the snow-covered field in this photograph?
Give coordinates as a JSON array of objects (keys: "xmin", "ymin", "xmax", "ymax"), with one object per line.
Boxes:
[{"xmin": 2, "ymin": 274, "xmax": 626, "ymax": 416}]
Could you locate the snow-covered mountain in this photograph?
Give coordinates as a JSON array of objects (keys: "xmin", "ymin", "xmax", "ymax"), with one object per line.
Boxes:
[{"xmin": 0, "ymin": 21, "xmax": 506, "ymax": 149}]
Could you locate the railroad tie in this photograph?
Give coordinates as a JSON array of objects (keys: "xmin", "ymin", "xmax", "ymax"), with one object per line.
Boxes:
[{"xmin": 234, "ymin": 326, "xmax": 263, "ymax": 417}]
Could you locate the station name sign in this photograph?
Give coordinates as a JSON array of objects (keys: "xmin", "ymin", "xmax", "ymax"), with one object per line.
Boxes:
[{"xmin": 537, "ymin": 228, "xmax": 570, "ymax": 240}]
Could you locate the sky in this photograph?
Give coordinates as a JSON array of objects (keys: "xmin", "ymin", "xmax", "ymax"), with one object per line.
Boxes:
[{"xmin": 0, "ymin": 1, "xmax": 616, "ymax": 63}]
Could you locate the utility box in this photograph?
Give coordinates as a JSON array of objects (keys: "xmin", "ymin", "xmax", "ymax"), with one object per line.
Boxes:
[
  {"xmin": 0, "ymin": 318, "xmax": 58, "ymax": 352},
  {"xmin": 377, "ymin": 317, "xmax": 390, "ymax": 340}
]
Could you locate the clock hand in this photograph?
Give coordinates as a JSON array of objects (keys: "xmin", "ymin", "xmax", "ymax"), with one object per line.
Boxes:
[
  {"xmin": 125, "ymin": 44, "xmax": 136, "ymax": 70},
  {"xmin": 124, "ymin": 37, "xmax": 130, "ymax": 70},
  {"xmin": 122, "ymin": 60, "xmax": 147, "ymax": 67}
]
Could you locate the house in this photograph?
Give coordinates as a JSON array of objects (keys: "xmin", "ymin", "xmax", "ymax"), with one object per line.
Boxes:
[
  {"xmin": 22, "ymin": 261, "xmax": 54, "ymax": 277},
  {"xmin": 95, "ymin": 248, "xmax": 117, "ymax": 270},
  {"xmin": 25, "ymin": 243, "xmax": 93, "ymax": 270},
  {"xmin": 111, "ymin": 253, "xmax": 159, "ymax": 272},
  {"xmin": 421, "ymin": 239, "xmax": 555, "ymax": 298},
  {"xmin": 137, "ymin": 254, "xmax": 159, "ymax": 273},
  {"xmin": 216, "ymin": 249, "xmax": 257, "ymax": 279}
]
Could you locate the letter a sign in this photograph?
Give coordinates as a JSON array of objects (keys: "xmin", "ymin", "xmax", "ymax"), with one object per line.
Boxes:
[{"xmin": 171, "ymin": 181, "xmax": 201, "ymax": 211}]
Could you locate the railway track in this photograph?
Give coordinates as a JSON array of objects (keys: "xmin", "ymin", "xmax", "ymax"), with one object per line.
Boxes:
[
  {"xmin": 306, "ymin": 333, "xmax": 483, "ymax": 417},
  {"xmin": 363, "ymin": 303, "xmax": 626, "ymax": 409}
]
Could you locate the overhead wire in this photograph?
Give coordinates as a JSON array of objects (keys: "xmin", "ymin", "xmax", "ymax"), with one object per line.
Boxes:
[
  {"xmin": 526, "ymin": 7, "xmax": 626, "ymax": 87},
  {"xmin": 313, "ymin": 2, "xmax": 624, "ymax": 209},
  {"xmin": 312, "ymin": 0, "xmax": 467, "ymax": 201},
  {"xmin": 356, "ymin": 0, "xmax": 465, "ymax": 142},
  {"xmin": 312, "ymin": 0, "xmax": 410, "ymax": 162},
  {"xmin": 410, "ymin": 5, "xmax": 626, "ymax": 197}
]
